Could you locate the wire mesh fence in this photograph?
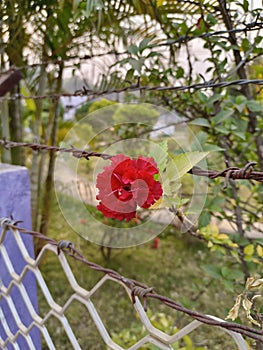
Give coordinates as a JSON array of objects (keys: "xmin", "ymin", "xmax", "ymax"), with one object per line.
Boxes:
[{"xmin": 1, "ymin": 219, "xmax": 261, "ymax": 349}]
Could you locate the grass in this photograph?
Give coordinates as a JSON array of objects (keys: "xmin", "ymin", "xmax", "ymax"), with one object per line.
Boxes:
[{"xmin": 37, "ymin": 195, "xmax": 253, "ymax": 349}]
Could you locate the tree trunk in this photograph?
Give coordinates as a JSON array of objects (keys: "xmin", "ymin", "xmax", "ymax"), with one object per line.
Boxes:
[
  {"xmin": 31, "ymin": 64, "xmax": 47, "ymax": 230},
  {"xmin": 9, "ymin": 85, "xmax": 25, "ymax": 165},
  {"xmin": 39, "ymin": 63, "xmax": 63, "ymax": 236},
  {"xmin": 0, "ymin": 21, "xmax": 11, "ymax": 163},
  {"xmin": 0, "ymin": 99, "xmax": 12, "ymax": 163}
]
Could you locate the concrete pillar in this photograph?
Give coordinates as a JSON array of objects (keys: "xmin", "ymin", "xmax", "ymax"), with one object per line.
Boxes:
[{"xmin": 0, "ymin": 164, "xmax": 41, "ymax": 349}]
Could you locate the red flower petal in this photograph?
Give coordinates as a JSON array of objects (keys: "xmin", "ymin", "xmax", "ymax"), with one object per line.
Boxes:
[{"xmin": 96, "ymin": 154, "xmax": 163, "ymax": 221}]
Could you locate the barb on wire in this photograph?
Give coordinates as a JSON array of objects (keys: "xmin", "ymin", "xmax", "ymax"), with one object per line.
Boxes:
[
  {"xmin": 1, "ymin": 19, "xmax": 262, "ymax": 77},
  {"xmin": 57, "ymin": 240, "xmax": 75, "ymax": 255},
  {"xmin": 131, "ymin": 286, "xmax": 155, "ymax": 311},
  {"xmin": 1, "ymin": 219, "xmax": 262, "ymax": 342},
  {"xmin": 0, "ymin": 139, "xmax": 112, "ymax": 160},
  {"xmin": 1, "ymin": 78, "xmax": 263, "ymax": 102},
  {"xmin": 190, "ymin": 161, "xmax": 263, "ymax": 185}
]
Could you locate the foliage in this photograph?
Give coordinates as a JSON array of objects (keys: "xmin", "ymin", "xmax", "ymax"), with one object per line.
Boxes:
[
  {"xmin": 111, "ymin": 311, "xmax": 207, "ymax": 350},
  {"xmin": 75, "ymin": 98, "xmax": 117, "ymax": 121},
  {"xmin": 112, "ymin": 104, "xmax": 160, "ymax": 139}
]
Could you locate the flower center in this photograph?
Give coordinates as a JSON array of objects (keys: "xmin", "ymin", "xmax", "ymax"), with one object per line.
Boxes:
[{"xmin": 122, "ymin": 184, "xmax": 131, "ymax": 192}]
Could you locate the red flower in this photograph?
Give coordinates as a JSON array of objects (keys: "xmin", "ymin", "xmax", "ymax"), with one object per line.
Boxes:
[
  {"xmin": 151, "ymin": 237, "xmax": 160, "ymax": 249},
  {"xmin": 96, "ymin": 154, "xmax": 163, "ymax": 221}
]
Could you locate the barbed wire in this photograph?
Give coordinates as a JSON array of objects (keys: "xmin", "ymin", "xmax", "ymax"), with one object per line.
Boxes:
[
  {"xmin": 190, "ymin": 161, "xmax": 263, "ymax": 186},
  {"xmin": 0, "ymin": 139, "xmax": 263, "ymax": 185},
  {"xmin": 0, "ymin": 218, "xmax": 262, "ymax": 342},
  {"xmin": 161, "ymin": 20, "xmax": 263, "ymax": 46},
  {"xmin": 0, "ymin": 20, "xmax": 262, "ymax": 78},
  {"xmin": 1, "ymin": 78, "xmax": 263, "ymax": 102},
  {"xmin": 0, "ymin": 139, "xmax": 111, "ymax": 160}
]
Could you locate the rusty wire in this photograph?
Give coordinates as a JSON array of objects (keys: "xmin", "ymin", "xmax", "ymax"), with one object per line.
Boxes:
[
  {"xmin": 1, "ymin": 19, "xmax": 262, "ymax": 77},
  {"xmin": 1, "ymin": 78, "xmax": 263, "ymax": 101},
  {"xmin": 0, "ymin": 139, "xmax": 263, "ymax": 185},
  {"xmin": 190, "ymin": 161, "xmax": 263, "ymax": 185},
  {"xmin": 0, "ymin": 139, "xmax": 111, "ymax": 160},
  {"xmin": 0, "ymin": 218, "xmax": 262, "ymax": 343}
]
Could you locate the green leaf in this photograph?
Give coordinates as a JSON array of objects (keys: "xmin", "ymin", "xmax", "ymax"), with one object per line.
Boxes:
[
  {"xmin": 207, "ymin": 93, "xmax": 222, "ymax": 104},
  {"xmin": 226, "ymin": 269, "xmax": 244, "ymax": 281},
  {"xmin": 198, "ymin": 211, "xmax": 211, "ymax": 228},
  {"xmin": 235, "ymin": 95, "xmax": 247, "ymax": 104},
  {"xmin": 127, "ymin": 45, "xmax": 139, "ymax": 55},
  {"xmin": 189, "ymin": 118, "xmax": 210, "ymax": 127},
  {"xmin": 139, "ymin": 37, "xmax": 153, "ymax": 52},
  {"xmin": 223, "ymin": 279, "xmax": 234, "ymax": 292},
  {"xmin": 214, "ymin": 125, "xmax": 229, "ymax": 135},
  {"xmin": 176, "ymin": 66, "xmax": 184, "ymax": 79},
  {"xmin": 234, "ymin": 95, "xmax": 247, "ymax": 112},
  {"xmin": 246, "ymin": 100, "xmax": 262, "ymax": 112},
  {"xmin": 180, "ymin": 22, "xmax": 189, "ymax": 34},
  {"xmin": 208, "ymin": 196, "xmax": 225, "ymax": 211},
  {"xmin": 125, "ymin": 69, "xmax": 134, "ymax": 82},
  {"xmin": 148, "ymin": 140, "xmax": 168, "ymax": 177},
  {"xmin": 129, "ymin": 58, "xmax": 144, "ymax": 73},
  {"xmin": 206, "ymin": 13, "xmax": 217, "ymax": 25},
  {"xmin": 202, "ymin": 264, "xmax": 221, "ymax": 279},
  {"xmin": 213, "ymin": 109, "xmax": 234, "ymax": 124},
  {"xmin": 243, "ymin": 0, "xmax": 249, "ymax": 12},
  {"xmin": 118, "ymin": 58, "xmax": 129, "ymax": 66},
  {"xmin": 221, "ymin": 266, "xmax": 230, "ymax": 278},
  {"xmin": 146, "ymin": 51, "xmax": 163, "ymax": 58},
  {"xmin": 166, "ymin": 151, "xmax": 209, "ymax": 182},
  {"xmin": 202, "ymin": 144, "xmax": 225, "ymax": 152},
  {"xmin": 73, "ymin": 0, "xmax": 81, "ymax": 11},
  {"xmin": 241, "ymin": 38, "xmax": 250, "ymax": 51},
  {"xmin": 233, "ymin": 131, "xmax": 246, "ymax": 140}
]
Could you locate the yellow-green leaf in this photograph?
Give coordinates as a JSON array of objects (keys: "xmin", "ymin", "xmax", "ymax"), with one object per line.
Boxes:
[
  {"xmin": 166, "ymin": 151, "xmax": 209, "ymax": 182},
  {"xmin": 150, "ymin": 197, "xmax": 163, "ymax": 209},
  {"xmin": 21, "ymin": 86, "xmax": 36, "ymax": 112},
  {"xmin": 148, "ymin": 140, "xmax": 168, "ymax": 178},
  {"xmin": 156, "ymin": 0, "xmax": 164, "ymax": 6},
  {"xmin": 256, "ymin": 245, "xmax": 263, "ymax": 257},
  {"xmin": 217, "ymin": 233, "xmax": 229, "ymax": 240},
  {"xmin": 208, "ymin": 223, "xmax": 219, "ymax": 236},
  {"xmin": 244, "ymin": 244, "xmax": 254, "ymax": 256}
]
